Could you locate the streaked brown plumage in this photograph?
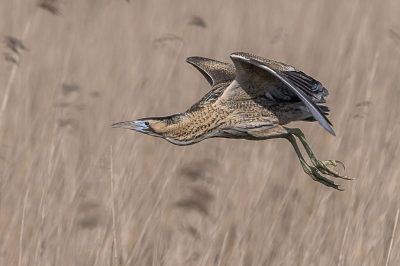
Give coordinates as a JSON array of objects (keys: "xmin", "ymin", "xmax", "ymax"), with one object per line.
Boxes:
[{"xmin": 113, "ymin": 52, "xmax": 351, "ymax": 190}]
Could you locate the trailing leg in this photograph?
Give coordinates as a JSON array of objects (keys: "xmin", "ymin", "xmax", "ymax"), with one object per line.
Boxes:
[
  {"xmin": 287, "ymin": 128, "xmax": 351, "ymax": 180},
  {"xmin": 284, "ymin": 133, "xmax": 342, "ymax": 190}
]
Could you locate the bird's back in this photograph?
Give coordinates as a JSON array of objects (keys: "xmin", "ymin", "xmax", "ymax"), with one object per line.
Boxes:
[{"xmin": 184, "ymin": 53, "xmax": 333, "ymax": 137}]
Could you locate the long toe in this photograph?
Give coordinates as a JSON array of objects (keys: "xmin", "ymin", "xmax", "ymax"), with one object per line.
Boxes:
[
  {"xmin": 311, "ymin": 159, "xmax": 351, "ymax": 180},
  {"xmin": 311, "ymin": 168, "xmax": 342, "ymax": 190},
  {"xmin": 302, "ymin": 164, "xmax": 342, "ymax": 190}
]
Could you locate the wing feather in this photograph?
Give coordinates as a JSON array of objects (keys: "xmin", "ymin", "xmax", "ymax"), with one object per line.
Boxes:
[
  {"xmin": 280, "ymin": 71, "xmax": 328, "ymax": 99},
  {"xmin": 186, "ymin": 57, "xmax": 236, "ymax": 87},
  {"xmin": 229, "ymin": 53, "xmax": 335, "ymax": 136}
]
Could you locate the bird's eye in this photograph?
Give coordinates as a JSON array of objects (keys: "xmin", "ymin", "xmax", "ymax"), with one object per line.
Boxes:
[{"xmin": 145, "ymin": 121, "xmax": 150, "ymax": 126}]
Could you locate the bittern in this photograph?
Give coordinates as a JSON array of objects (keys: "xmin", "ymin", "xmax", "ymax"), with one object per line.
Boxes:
[{"xmin": 112, "ymin": 52, "xmax": 350, "ymax": 190}]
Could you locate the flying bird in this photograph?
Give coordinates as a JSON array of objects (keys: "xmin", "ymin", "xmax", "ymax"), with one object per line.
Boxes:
[{"xmin": 112, "ymin": 53, "xmax": 350, "ymax": 190}]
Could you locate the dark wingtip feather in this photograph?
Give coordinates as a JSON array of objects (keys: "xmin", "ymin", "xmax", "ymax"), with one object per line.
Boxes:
[{"xmin": 328, "ymin": 127, "xmax": 336, "ymax": 136}]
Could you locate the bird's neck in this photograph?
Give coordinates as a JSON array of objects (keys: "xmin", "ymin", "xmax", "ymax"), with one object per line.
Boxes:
[{"xmin": 156, "ymin": 111, "xmax": 222, "ymax": 145}]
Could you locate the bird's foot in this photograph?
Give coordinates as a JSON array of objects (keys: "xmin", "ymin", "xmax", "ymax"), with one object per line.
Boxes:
[
  {"xmin": 285, "ymin": 130, "xmax": 351, "ymax": 190},
  {"xmin": 309, "ymin": 159, "xmax": 353, "ymax": 180},
  {"xmin": 300, "ymin": 162, "xmax": 343, "ymax": 190}
]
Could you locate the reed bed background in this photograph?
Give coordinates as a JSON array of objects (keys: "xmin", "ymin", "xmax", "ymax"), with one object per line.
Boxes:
[{"xmin": 1, "ymin": 0, "xmax": 400, "ymax": 265}]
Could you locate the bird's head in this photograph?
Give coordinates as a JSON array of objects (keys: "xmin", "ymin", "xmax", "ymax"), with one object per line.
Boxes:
[
  {"xmin": 112, "ymin": 114, "xmax": 202, "ymax": 146},
  {"xmin": 111, "ymin": 117, "xmax": 169, "ymax": 139}
]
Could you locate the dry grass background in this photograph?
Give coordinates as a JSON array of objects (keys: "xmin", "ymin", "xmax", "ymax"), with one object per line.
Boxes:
[{"xmin": 1, "ymin": 0, "xmax": 400, "ymax": 265}]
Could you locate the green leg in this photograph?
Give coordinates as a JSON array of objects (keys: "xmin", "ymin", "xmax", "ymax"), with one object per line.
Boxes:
[
  {"xmin": 288, "ymin": 128, "xmax": 352, "ymax": 181},
  {"xmin": 284, "ymin": 134, "xmax": 342, "ymax": 190}
]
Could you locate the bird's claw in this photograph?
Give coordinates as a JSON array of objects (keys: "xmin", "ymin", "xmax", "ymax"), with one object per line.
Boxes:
[
  {"xmin": 335, "ymin": 160, "xmax": 346, "ymax": 171},
  {"xmin": 311, "ymin": 159, "xmax": 352, "ymax": 181}
]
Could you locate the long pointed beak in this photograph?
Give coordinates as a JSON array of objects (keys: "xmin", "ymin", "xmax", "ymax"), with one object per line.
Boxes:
[{"xmin": 111, "ymin": 121, "xmax": 149, "ymax": 131}]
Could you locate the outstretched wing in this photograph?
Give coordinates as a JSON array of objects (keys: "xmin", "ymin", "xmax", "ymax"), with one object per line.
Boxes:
[
  {"xmin": 186, "ymin": 57, "xmax": 236, "ymax": 87},
  {"xmin": 227, "ymin": 52, "xmax": 334, "ymax": 136}
]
